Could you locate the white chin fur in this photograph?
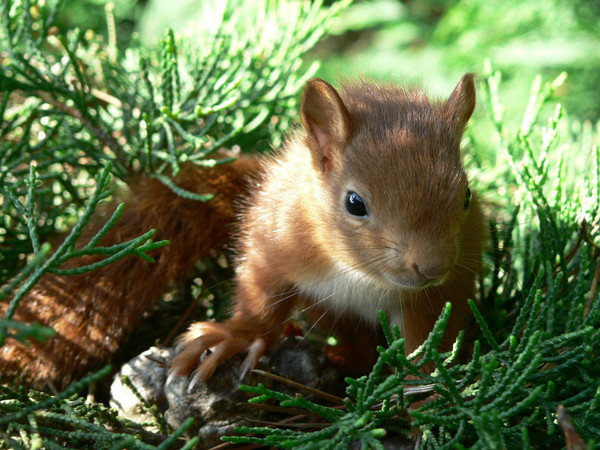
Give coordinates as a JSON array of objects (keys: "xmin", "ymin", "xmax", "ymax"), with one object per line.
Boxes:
[{"xmin": 295, "ymin": 262, "xmax": 410, "ymax": 325}]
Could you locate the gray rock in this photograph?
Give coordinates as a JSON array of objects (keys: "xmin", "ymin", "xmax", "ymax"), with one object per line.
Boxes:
[
  {"xmin": 110, "ymin": 346, "xmax": 175, "ymax": 432},
  {"xmin": 163, "ymin": 355, "xmax": 261, "ymax": 447},
  {"xmin": 110, "ymin": 337, "xmax": 343, "ymax": 446}
]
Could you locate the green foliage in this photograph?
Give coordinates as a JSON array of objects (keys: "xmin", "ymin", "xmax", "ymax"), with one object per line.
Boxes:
[
  {"xmin": 224, "ymin": 66, "xmax": 600, "ymax": 447},
  {"xmin": 319, "ymin": 0, "xmax": 600, "ymax": 122},
  {"xmin": 0, "ymin": 161, "xmax": 168, "ymax": 347},
  {"xmin": 0, "ymin": 0, "xmax": 345, "ymax": 311},
  {"xmin": 0, "ymin": 366, "xmax": 200, "ymax": 449},
  {"xmin": 0, "ymin": 0, "xmax": 348, "ymax": 446}
]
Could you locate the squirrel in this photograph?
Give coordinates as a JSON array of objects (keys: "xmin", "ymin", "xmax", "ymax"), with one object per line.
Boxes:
[
  {"xmin": 0, "ymin": 74, "xmax": 486, "ymax": 390},
  {"xmin": 170, "ymin": 74, "xmax": 486, "ymax": 385}
]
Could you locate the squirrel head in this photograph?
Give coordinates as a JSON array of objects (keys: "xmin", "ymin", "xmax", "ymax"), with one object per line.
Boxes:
[{"xmin": 299, "ymin": 74, "xmax": 478, "ymax": 290}]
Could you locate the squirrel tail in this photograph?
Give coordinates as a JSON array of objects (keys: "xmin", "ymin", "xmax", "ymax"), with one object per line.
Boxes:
[{"xmin": 0, "ymin": 156, "xmax": 261, "ymax": 390}]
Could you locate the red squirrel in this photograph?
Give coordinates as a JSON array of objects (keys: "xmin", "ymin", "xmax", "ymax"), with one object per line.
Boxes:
[
  {"xmin": 0, "ymin": 74, "xmax": 485, "ymax": 390},
  {"xmin": 170, "ymin": 74, "xmax": 486, "ymax": 384}
]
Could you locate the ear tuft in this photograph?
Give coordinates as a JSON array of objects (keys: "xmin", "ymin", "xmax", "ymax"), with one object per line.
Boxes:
[
  {"xmin": 301, "ymin": 78, "xmax": 353, "ymax": 173},
  {"xmin": 444, "ymin": 73, "xmax": 476, "ymax": 129}
]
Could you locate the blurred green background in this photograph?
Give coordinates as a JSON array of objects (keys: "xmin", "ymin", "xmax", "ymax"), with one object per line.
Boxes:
[
  {"xmin": 58, "ymin": 0, "xmax": 600, "ymax": 126},
  {"xmin": 316, "ymin": 0, "xmax": 600, "ymax": 121}
]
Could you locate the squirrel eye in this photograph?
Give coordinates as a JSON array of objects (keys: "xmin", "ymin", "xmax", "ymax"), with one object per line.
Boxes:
[
  {"xmin": 345, "ymin": 191, "xmax": 368, "ymax": 217},
  {"xmin": 464, "ymin": 187, "xmax": 472, "ymax": 209}
]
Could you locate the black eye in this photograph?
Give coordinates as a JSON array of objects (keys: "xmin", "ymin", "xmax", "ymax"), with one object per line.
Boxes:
[
  {"xmin": 464, "ymin": 187, "xmax": 472, "ymax": 209},
  {"xmin": 345, "ymin": 191, "xmax": 368, "ymax": 217}
]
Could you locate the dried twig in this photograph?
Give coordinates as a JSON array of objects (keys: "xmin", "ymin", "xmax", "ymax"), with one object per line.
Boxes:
[
  {"xmin": 558, "ymin": 405, "xmax": 587, "ymax": 450},
  {"xmin": 252, "ymin": 369, "xmax": 345, "ymax": 405}
]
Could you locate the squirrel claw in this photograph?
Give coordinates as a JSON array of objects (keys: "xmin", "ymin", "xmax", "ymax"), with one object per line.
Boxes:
[
  {"xmin": 171, "ymin": 321, "xmax": 268, "ymax": 385},
  {"xmin": 170, "ymin": 324, "xmax": 227, "ymax": 377},
  {"xmin": 239, "ymin": 338, "xmax": 267, "ymax": 381}
]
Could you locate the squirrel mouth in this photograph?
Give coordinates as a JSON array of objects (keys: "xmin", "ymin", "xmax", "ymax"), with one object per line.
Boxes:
[
  {"xmin": 382, "ymin": 264, "xmax": 451, "ymax": 289},
  {"xmin": 382, "ymin": 272, "xmax": 433, "ymax": 290}
]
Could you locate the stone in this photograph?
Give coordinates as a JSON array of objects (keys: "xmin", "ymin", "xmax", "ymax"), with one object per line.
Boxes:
[{"xmin": 110, "ymin": 337, "xmax": 343, "ymax": 446}]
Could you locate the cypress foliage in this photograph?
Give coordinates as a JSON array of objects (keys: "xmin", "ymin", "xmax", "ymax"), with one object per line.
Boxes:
[{"xmin": 0, "ymin": 0, "xmax": 349, "ymax": 447}]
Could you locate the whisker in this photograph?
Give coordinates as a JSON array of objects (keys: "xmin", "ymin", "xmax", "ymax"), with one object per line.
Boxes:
[
  {"xmin": 301, "ymin": 308, "xmax": 330, "ymax": 341},
  {"xmin": 265, "ymin": 287, "xmax": 302, "ymax": 308}
]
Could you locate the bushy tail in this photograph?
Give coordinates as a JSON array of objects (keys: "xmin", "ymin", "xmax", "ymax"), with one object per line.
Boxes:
[{"xmin": 0, "ymin": 157, "xmax": 261, "ymax": 390}]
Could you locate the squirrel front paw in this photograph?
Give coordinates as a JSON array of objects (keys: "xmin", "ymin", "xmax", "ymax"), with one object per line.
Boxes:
[{"xmin": 170, "ymin": 321, "xmax": 268, "ymax": 387}]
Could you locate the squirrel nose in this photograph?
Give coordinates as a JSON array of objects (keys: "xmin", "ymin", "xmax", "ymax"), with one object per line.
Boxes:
[{"xmin": 412, "ymin": 262, "xmax": 448, "ymax": 282}]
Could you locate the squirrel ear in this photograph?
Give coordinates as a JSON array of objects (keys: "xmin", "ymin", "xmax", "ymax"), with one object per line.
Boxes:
[
  {"xmin": 301, "ymin": 78, "xmax": 353, "ymax": 173},
  {"xmin": 444, "ymin": 73, "xmax": 476, "ymax": 129}
]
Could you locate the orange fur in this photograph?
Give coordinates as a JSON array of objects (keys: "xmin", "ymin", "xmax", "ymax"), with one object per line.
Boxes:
[
  {"xmin": 0, "ymin": 157, "xmax": 261, "ymax": 389},
  {"xmin": 171, "ymin": 75, "xmax": 487, "ymax": 381},
  {"xmin": 1, "ymin": 75, "xmax": 486, "ymax": 389}
]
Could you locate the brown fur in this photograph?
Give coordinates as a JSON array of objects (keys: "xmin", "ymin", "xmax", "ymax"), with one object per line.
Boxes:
[
  {"xmin": 171, "ymin": 75, "xmax": 487, "ymax": 381},
  {"xmin": 1, "ymin": 75, "xmax": 485, "ymax": 389},
  {"xmin": 0, "ymin": 157, "xmax": 261, "ymax": 390}
]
